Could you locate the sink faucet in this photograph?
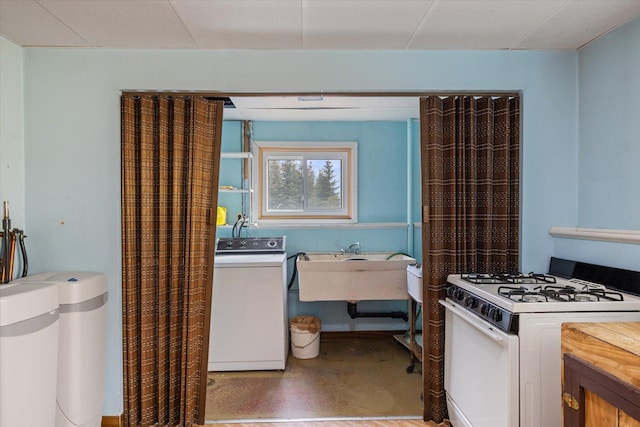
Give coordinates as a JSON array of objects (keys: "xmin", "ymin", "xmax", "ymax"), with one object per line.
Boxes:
[{"xmin": 347, "ymin": 242, "xmax": 361, "ymax": 255}]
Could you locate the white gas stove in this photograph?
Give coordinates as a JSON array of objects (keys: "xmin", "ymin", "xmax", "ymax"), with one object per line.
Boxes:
[
  {"xmin": 440, "ymin": 257, "xmax": 640, "ymax": 427},
  {"xmin": 446, "ymin": 270, "xmax": 640, "ymax": 334}
]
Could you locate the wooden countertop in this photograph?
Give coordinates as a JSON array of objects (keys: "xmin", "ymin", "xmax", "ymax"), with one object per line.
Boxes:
[{"xmin": 561, "ymin": 322, "xmax": 640, "ymax": 388}]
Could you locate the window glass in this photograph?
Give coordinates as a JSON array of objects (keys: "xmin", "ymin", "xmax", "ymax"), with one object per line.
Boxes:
[{"xmin": 254, "ymin": 142, "xmax": 357, "ymax": 222}]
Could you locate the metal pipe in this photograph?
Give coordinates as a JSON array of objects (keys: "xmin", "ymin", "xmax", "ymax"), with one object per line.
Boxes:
[
  {"xmin": 18, "ymin": 230, "xmax": 28, "ymax": 278},
  {"xmin": 346, "ymin": 302, "xmax": 408, "ymax": 321},
  {"xmin": 0, "ymin": 232, "xmax": 4, "ymax": 283},
  {"xmin": 1, "ymin": 201, "xmax": 11, "ymax": 283},
  {"xmin": 406, "ymin": 119, "xmax": 414, "ymax": 256},
  {"xmin": 8, "ymin": 231, "xmax": 16, "ymax": 280}
]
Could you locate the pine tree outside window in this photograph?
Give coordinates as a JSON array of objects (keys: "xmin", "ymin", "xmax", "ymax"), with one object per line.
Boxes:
[{"xmin": 253, "ymin": 141, "xmax": 357, "ymax": 223}]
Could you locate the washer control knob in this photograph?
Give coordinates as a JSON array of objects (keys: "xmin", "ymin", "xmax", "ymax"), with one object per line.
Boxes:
[
  {"xmin": 239, "ymin": 240, "xmax": 247, "ymax": 246},
  {"xmin": 267, "ymin": 240, "xmax": 277, "ymax": 248},
  {"xmin": 225, "ymin": 240, "xmax": 233, "ymax": 246}
]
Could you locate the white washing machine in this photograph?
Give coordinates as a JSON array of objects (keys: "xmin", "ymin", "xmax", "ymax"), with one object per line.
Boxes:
[
  {"xmin": 14, "ymin": 272, "xmax": 108, "ymax": 427},
  {"xmin": 209, "ymin": 237, "xmax": 288, "ymax": 371},
  {"xmin": 0, "ymin": 282, "xmax": 60, "ymax": 427}
]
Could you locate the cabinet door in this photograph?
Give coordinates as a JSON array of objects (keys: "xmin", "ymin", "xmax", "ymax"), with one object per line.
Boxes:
[{"xmin": 563, "ymin": 353, "xmax": 640, "ymax": 427}]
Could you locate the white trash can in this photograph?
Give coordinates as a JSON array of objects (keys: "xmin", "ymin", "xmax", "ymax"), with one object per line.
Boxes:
[{"xmin": 289, "ymin": 315, "xmax": 321, "ymax": 359}]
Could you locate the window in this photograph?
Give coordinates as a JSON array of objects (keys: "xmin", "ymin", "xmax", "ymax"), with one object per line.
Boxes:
[{"xmin": 253, "ymin": 141, "xmax": 357, "ymax": 222}]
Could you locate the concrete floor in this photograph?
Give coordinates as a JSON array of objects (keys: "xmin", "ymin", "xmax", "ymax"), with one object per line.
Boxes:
[
  {"xmin": 206, "ymin": 421, "xmax": 450, "ymax": 426},
  {"xmin": 205, "ymin": 333, "xmax": 423, "ymax": 422}
]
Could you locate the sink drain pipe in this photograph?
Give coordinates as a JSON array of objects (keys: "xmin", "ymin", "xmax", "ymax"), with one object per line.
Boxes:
[{"xmin": 346, "ymin": 302, "xmax": 408, "ymax": 321}]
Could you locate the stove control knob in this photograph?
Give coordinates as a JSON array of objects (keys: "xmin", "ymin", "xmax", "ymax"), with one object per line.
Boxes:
[
  {"xmin": 465, "ymin": 297, "xmax": 478, "ymax": 309},
  {"xmin": 488, "ymin": 307, "xmax": 503, "ymax": 322},
  {"xmin": 480, "ymin": 303, "xmax": 490, "ymax": 316},
  {"xmin": 446, "ymin": 286, "xmax": 455, "ymax": 299},
  {"xmin": 453, "ymin": 289, "xmax": 465, "ymax": 301}
]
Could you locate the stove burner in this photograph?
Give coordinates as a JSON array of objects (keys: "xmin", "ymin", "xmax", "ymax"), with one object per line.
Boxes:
[
  {"xmin": 497, "ymin": 286, "xmax": 548, "ymax": 302},
  {"xmin": 462, "ymin": 272, "xmax": 557, "ymax": 285},
  {"xmin": 541, "ymin": 285, "xmax": 577, "ymax": 302},
  {"xmin": 497, "ymin": 284, "xmax": 626, "ymax": 303},
  {"xmin": 574, "ymin": 293, "xmax": 597, "ymax": 302},
  {"xmin": 522, "ymin": 293, "xmax": 547, "ymax": 303},
  {"xmin": 574, "ymin": 289, "xmax": 624, "ymax": 302}
]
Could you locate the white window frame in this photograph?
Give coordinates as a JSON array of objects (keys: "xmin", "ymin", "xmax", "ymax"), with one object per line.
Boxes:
[{"xmin": 252, "ymin": 141, "xmax": 358, "ymax": 224}]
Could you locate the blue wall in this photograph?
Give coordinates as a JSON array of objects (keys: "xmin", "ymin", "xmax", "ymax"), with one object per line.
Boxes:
[
  {"xmin": 15, "ymin": 46, "xmax": 581, "ymax": 414},
  {"xmin": 3, "ymin": 16, "xmax": 636, "ymax": 413},
  {"xmin": 218, "ymin": 120, "xmax": 413, "ymax": 332},
  {"xmin": 552, "ymin": 16, "xmax": 640, "ymax": 270}
]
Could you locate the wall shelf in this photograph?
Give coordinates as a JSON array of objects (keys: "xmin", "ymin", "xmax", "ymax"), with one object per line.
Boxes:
[
  {"xmin": 548, "ymin": 227, "xmax": 640, "ymax": 245},
  {"xmin": 218, "ymin": 151, "xmax": 252, "ymax": 227}
]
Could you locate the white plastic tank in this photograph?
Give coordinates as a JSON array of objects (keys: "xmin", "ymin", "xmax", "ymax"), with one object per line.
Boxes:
[
  {"xmin": 0, "ymin": 282, "xmax": 60, "ymax": 427},
  {"xmin": 14, "ymin": 272, "xmax": 108, "ymax": 427}
]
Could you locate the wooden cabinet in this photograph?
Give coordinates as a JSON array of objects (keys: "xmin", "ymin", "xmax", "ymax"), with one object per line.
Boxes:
[{"xmin": 562, "ymin": 322, "xmax": 640, "ymax": 427}]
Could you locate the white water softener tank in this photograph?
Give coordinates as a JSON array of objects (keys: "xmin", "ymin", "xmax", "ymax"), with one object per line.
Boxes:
[
  {"xmin": 0, "ymin": 282, "xmax": 60, "ymax": 427},
  {"xmin": 15, "ymin": 272, "xmax": 108, "ymax": 427}
]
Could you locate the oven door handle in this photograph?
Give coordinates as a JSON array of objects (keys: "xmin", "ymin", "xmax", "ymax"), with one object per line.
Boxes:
[{"xmin": 439, "ymin": 299, "xmax": 505, "ymax": 343}]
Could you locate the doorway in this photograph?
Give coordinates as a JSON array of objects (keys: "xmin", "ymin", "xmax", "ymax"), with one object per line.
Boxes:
[{"xmin": 205, "ymin": 93, "xmax": 423, "ymax": 423}]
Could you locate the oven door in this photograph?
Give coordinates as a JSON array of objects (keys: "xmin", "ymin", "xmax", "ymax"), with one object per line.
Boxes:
[{"xmin": 440, "ymin": 299, "xmax": 519, "ymax": 427}]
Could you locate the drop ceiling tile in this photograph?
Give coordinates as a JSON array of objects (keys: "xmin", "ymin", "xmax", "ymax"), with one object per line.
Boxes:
[
  {"xmin": 371, "ymin": 97, "xmax": 419, "ymax": 108},
  {"xmin": 516, "ymin": 0, "xmax": 640, "ymax": 49},
  {"xmin": 365, "ymin": 107, "xmax": 419, "ymax": 121},
  {"xmin": 302, "ymin": 0, "xmax": 434, "ymax": 49},
  {"xmin": 317, "ymin": 96, "xmax": 378, "ymax": 108},
  {"xmin": 172, "ymin": 0, "xmax": 302, "ymax": 49},
  {"xmin": 38, "ymin": 0, "xmax": 196, "ymax": 48},
  {"xmin": 236, "ymin": 107, "xmax": 374, "ymax": 121},
  {"xmin": 231, "ymin": 96, "xmax": 378, "ymax": 110},
  {"xmin": 2, "ymin": 0, "xmax": 639, "ymax": 52},
  {"xmin": 409, "ymin": 0, "xmax": 565, "ymax": 49},
  {"xmin": 230, "ymin": 96, "xmax": 296, "ymax": 109},
  {"xmin": 0, "ymin": 0, "xmax": 91, "ymax": 47},
  {"xmin": 222, "ymin": 108, "xmax": 248, "ymax": 121},
  {"xmin": 231, "ymin": 96, "xmax": 321, "ymax": 109},
  {"xmin": 228, "ymin": 95, "xmax": 419, "ymax": 121}
]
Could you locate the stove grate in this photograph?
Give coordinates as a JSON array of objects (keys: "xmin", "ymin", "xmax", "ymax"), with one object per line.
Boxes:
[{"xmin": 462, "ymin": 272, "xmax": 557, "ymax": 285}]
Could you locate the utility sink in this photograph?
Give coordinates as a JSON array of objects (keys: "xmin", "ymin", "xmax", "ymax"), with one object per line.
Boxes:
[{"xmin": 297, "ymin": 253, "xmax": 416, "ymax": 302}]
